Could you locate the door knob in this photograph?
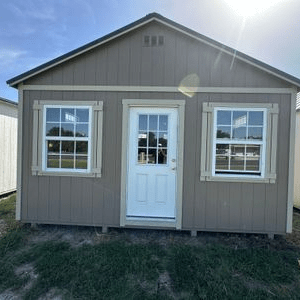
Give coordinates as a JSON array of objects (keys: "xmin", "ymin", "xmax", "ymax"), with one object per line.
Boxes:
[{"xmin": 171, "ymin": 167, "xmax": 176, "ymax": 170}]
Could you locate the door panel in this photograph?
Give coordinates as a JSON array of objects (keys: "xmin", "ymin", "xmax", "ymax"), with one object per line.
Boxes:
[{"xmin": 127, "ymin": 107, "xmax": 178, "ymax": 219}]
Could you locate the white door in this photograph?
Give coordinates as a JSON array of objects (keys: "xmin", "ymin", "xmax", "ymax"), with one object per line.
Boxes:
[{"xmin": 126, "ymin": 107, "xmax": 178, "ymax": 219}]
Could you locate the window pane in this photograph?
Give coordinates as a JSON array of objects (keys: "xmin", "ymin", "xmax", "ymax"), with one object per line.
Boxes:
[
  {"xmin": 47, "ymin": 140, "xmax": 60, "ymax": 154},
  {"xmin": 148, "ymin": 131, "xmax": 157, "ymax": 147},
  {"xmin": 158, "ymin": 132, "xmax": 168, "ymax": 147},
  {"xmin": 62, "ymin": 141, "xmax": 74, "ymax": 155},
  {"xmin": 61, "ymin": 155, "xmax": 74, "ymax": 168},
  {"xmin": 139, "ymin": 115, "xmax": 147, "ymax": 131},
  {"xmin": 61, "ymin": 123, "xmax": 75, "ymax": 136},
  {"xmin": 232, "ymin": 127, "xmax": 246, "ymax": 139},
  {"xmin": 47, "ymin": 155, "xmax": 59, "ymax": 168},
  {"xmin": 61, "ymin": 108, "xmax": 75, "ymax": 123},
  {"xmin": 248, "ymin": 127, "xmax": 263, "ymax": 140},
  {"xmin": 148, "ymin": 148, "xmax": 157, "ymax": 164},
  {"xmin": 46, "ymin": 108, "xmax": 60, "ymax": 122},
  {"xmin": 217, "ymin": 111, "xmax": 231, "ymax": 125},
  {"xmin": 249, "ymin": 111, "xmax": 263, "ymax": 126},
  {"xmin": 216, "ymin": 126, "xmax": 231, "ymax": 139},
  {"xmin": 233, "ymin": 111, "xmax": 247, "ymax": 127},
  {"xmin": 215, "ymin": 144, "xmax": 229, "ymax": 170},
  {"xmin": 76, "ymin": 109, "xmax": 89, "ymax": 123},
  {"xmin": 158, "ymin": 149, "xmax": 167, "ymax": 164},
  {"xmin": 246, "ymin": 145, "xmax": 260, "ymax": 172},
  {"xmin": 149, "ymin": 115, "xmax": 158, "ymax": 131},
  {"xmin": 76, "ymin": 141, "xmax": 88, "ymax": 154},
  {"xmin": 46, "ymin": 124, "xmax": 60, "ymax": 136},
  {"xmin": 138, "ymin": 132, "xmax": 147, "ymax": 147},
  {"xmin": 159, "ymin": 115, "xmax": 168, "ymax": 131},
  {"xmin": 230, "ymin": 145, "xmax": 245, "ymax": 171},
  {"xmin": 75, "ymin": 156, "xmax": 87, "ymax": 169},
  {"xmin": 75, "ymin": 124, "xmax": 89, "ymax": 137},
  {"xmin": 138, "ymin": 148, "xmax": 147, "ymax": 164}
]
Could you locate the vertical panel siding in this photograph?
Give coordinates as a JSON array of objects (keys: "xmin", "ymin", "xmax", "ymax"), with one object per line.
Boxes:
[
  {"xmin": 0, "ymin": 103, "xmax": 17, "ymax": 195},
  {"xmin": 20, "ymin": 22, "xmax": 292, "ymax": 234}
]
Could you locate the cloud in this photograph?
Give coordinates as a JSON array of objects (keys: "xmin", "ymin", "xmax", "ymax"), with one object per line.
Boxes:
[
  {"xmin": 8, "ymin": 1, "xmax": 56, "ymax": 21},
  {"xmin": 0, "ymin": 49, "xmax": 27, "ymax": 67}
]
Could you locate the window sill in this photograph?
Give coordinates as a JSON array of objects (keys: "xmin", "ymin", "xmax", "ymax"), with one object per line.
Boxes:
[
  {"xmin": 33, "ymin": 170, "xmax": 101, "ymax": 178},
  {"xmin": 201, "ymin": 175, "xmax": 275, "ymax": 184}
]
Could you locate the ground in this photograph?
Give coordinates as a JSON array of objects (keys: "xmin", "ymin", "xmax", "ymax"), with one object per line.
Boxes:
[{"xmin": 1, "ymin": 194, "xmax": 300, "ymax": 299}]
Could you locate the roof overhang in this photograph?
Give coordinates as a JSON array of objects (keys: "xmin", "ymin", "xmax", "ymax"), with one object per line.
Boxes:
[{"xmin": 6, "ymin": 13, "xmax": 300, "ymax": 90}]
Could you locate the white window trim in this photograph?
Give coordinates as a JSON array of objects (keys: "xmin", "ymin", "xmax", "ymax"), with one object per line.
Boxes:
[
  {"xmin": 32, "ymin": 100, "xmax": 103, "ymax": 177},
  {"xmin": 211, "ymin": 107, "xmax": 267, "ymax": 179},
  {"xmin": 200, "ymin": 102, "xmax": 279, "ymax": 184},
  {"xmin": 42, "ymin": 105, "xmax": 92, "ymax": 174}
]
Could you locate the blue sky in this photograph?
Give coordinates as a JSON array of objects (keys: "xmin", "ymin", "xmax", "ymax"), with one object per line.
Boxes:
[{"xmin": 1, "ymin": 0, "xmax": 300, "ymax": 102}]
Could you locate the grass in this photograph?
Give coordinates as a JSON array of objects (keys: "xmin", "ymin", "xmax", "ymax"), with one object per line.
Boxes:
[{"xmin": 1, "ymin": 194, "xmax": 300, "ymax": 299}]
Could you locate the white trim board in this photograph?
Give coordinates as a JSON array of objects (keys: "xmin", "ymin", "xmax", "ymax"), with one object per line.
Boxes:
[{"xmin": 21, "ymin": 85, "xmax": 295, "ymax": 94}]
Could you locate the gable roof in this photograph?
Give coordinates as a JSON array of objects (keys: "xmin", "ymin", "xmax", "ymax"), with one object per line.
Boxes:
[
  {"xmin": 0, "ymin": 97, "xmax": 18, "ymax": 107},
  {"xmin": 7, "ymin": 12, "xmax": 300, "ymax": 89}
]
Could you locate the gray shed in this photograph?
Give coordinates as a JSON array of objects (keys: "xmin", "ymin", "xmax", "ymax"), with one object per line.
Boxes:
[
  {"xmin": 0, "ymin": 97, "xmax": 18, "ymax": 196},
  {"xmin": 7, "ymin": 13, "xmax": 300, "ymax": 236}
]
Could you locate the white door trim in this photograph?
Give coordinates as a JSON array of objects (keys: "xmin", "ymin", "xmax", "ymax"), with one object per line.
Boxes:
[{"xmin": 120, "ymin": 99, "xmax": 185, "ymax": 229}]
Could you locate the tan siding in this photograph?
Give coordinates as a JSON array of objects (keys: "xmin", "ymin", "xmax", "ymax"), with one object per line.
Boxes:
[
  {"xmin": 19, "ymin": 22, "xmax": 293, "ymax": 234},
  {"xmin": 294, "ymin": 111, "xmax": 300, "ymax": 208},
  {"xmin": 24, "ymin": 23, "xmax": 291, "ymax": 89}
]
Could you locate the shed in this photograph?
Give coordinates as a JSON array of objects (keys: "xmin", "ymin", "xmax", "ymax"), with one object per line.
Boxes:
[
  {"xmin": 7, "ymin": 13, "xmax": 300, "ymax": 236},
  {"xmin": 0, "ymin": 97, "xmax": 18, "ymax": 196}
]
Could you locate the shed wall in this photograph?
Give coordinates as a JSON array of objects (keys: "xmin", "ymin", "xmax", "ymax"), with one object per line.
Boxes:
[
  {"xmin": 294, "ymin": 111, "xmax": 300, "ymax": 208},
  {"xmin": 19, "ymin": 21, "xmax": 293, "ymax": 233},
  {"xmin": 21, "ymin": 90, "xmax": 290, "ymax": 234},
  {"xmin": 0, "ymin": 103, "xmax": 18, "ymax": 195}
]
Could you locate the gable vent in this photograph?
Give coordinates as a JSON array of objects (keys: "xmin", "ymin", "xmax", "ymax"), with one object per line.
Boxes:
[{"xmin": 143, "ymin": 35, "xmax": 164, "ymax": 47}]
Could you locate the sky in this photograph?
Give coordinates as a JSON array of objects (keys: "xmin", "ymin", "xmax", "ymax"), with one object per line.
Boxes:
[{"xmin": 1, "ymin": 0, "xmax": 300, "ymax": 102}]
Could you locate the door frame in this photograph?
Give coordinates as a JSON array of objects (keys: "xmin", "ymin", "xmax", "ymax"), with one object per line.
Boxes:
[{"xmin": 120, "ymin": 99, "xmax": 185, "ymax": 229}]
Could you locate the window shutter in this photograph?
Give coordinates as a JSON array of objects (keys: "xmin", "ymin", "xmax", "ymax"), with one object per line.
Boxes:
[
  {"xmin": 32, "ymin": 100, "xmax": 43, "ymax": 175},
  {"xmin": 265, "ymin": 104, "xmax": 279, "ymax": 183},
  {"xmin": 92, "ymin": 101, "xmax": 103, "ymax": 177},
  {"xmin": 200, "ymin": 102, "xmax": 213, "ymax": 181}
]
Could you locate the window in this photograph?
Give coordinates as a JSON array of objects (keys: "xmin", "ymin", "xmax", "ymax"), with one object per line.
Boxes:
[
  {"xmin": 213, "ymin": 108, "xmax": 266, "ymax": 177},
  {"xmin": 31, "ymin": 101, "xmax": 103, "ymax": 177},
  {"xmin": 201, "ymin": 102, "xmax": 278, "ymax": 183},
  {"xmin": 137, "ymin": 114, "xmax": 168, "ymax": 165},
  {"xmin": 44, "ymin": 106, "xmax": 91, "ymax": 172}
]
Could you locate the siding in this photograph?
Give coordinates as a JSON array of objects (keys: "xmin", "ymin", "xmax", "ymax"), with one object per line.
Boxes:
[
  {"xmin": 0, "ymin": 102, "xmax": 17, "ymax": 195},
  {"xmin": 20, "ymin": 22, "xmax": 293, "ymax": 234},
  {"xmin": 25, "ymin": 23, "xmax": 289, "ymax": 89},
  {"xmin": 21, "ymin": 91, "xmax": 290, "ymax": 233},
  {"xmin": 294, "ymin": 111, "xmax": 300, "ymax": 208}
]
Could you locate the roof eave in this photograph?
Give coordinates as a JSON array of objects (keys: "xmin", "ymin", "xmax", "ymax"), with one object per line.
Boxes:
[{"xmin": 6, "ymin": 12, "xmax": 300, "ymax": 90}]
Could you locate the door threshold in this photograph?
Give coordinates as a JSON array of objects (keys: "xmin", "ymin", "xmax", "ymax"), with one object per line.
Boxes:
[{"xmin": 125, "ymin": 216, "xmax": 177, "ymax": 228}]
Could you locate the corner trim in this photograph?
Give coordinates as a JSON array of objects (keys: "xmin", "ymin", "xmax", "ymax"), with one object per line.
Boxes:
[
  {"xmin": 287, "ymin": 89, "xmax": 297, "ymax": 233},
  {"xmin": 16, "ymin": 84, "xmax": 23, "ymax": 220}
]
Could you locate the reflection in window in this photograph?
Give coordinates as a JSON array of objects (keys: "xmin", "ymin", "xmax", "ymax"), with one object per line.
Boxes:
[
  {"xmin": 214, "ymin": 108, "xmax": 265, "ymax": 176},
  {"xmin": 137, "ymin": 114, "xmax": 168, "ymax": 165},
  {"xmin": 45, "ymin": 106, "xmax": 90, "ymax": 170}
]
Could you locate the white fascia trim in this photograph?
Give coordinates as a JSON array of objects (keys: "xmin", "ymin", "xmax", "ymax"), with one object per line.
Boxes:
[
  {"xmin": 287, "ymin": 88, "xmax": 297, "ymax": 233},
  {"xmin": 22, "ymin": 85, "xmax": 295, "ymax": 94}
]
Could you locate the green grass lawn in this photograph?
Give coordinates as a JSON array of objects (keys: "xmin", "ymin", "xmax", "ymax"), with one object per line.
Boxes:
[{"xmin": 1, "ymin": 194, "xmax": 300, "ymax": 299}]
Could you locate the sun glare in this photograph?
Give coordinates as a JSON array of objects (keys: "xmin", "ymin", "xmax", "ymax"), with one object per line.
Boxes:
[{"xmin": 224, "ymin": 0, "xmax": 284, "ymax": 17}]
